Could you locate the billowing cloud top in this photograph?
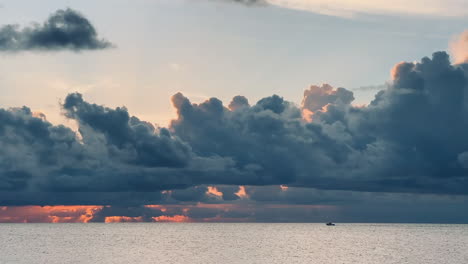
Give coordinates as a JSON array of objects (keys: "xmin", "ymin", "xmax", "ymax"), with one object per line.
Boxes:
[
  {"xmin": 0, "ymin": 8, "xmax": 112, "ymax": 52},
  {"xmin": 451, "ymin": 30, "xmax": 468, "ymax": 64},
  {"xmin": 1, "ymin": 48, "xmax": 468, "ymax": 210}
]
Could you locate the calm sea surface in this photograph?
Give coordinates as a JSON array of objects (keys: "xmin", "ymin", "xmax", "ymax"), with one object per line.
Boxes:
[{"xmin": 0, "ymin": 223, "xmax": 467, "ymax": 264}]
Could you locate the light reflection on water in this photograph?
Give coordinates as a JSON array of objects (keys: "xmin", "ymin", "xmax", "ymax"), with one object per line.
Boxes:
[{"xmin": 1, "ymin": 223, "xmax": 467, "ymax": 264}]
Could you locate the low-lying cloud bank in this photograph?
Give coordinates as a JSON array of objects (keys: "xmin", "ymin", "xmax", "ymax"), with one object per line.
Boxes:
[
  {"xmin": 0, "ymin": 8, "xmax": 112, "ymax": 52},
  {"xmin": 1, "ymin": 187, "xmax": 467, "ymax": 223},
  {"xmin": 1, "ymin": 48, "xmax": 468, "ymax": 208}
]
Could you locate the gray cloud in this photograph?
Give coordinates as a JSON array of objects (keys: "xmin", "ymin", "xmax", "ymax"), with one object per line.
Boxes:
[
  {"xmin": 0, "ymin": 8, "xmax": 112, "ymax": 52},
  {"xmin": 171, "ymin": 51, "xmax": 468, "ymax": 195},
  {"xmin": 1, "ymin": 51, "xmax": 468, "ymax": 209},
  {"xmin": 88, "ymin": 206, "xmax": 164, "ymax": 222}
]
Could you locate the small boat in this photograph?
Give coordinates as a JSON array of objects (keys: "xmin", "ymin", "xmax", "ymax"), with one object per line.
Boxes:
[{"xmin": 326, "ymin": 222, "xmax": 335, "ymax": 226}]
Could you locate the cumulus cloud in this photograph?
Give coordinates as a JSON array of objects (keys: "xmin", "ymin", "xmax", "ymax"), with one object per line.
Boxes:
[
  {"xmin": 1, "ymin": 48, "xmax": 468, "ymax": 209},
  {"xmin": 0, "ymin": 8, "xmax": 112, "ymax": 52},
  {"xmin": 0, "ymin": 95, "xmax": 233, "ymax": 196},
  {"xmin": 228, "ymin": 95, "xmax": 250, "ymax": 111},
  {"xmin": 450, "ymin": 30, "xmax": 468, "ymax": 64},
  {"xmin": 302, "ymin": 84, "xmax": 354, "ymax": 112},
  {"xmin": 2, "ymin": 186, "xmax": 468, "ymax": 222},
  {"xmin": 174, "ymin": 51, "xmax": 468, "ymax": 195}
]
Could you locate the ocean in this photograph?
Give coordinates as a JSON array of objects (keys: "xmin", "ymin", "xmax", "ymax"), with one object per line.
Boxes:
[{"xmin": 1, "ymin": 223, "xmax": 467, "ymax": 263}]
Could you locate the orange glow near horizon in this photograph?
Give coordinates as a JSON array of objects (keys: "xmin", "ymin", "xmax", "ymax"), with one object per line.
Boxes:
[
  {"xmin": 105, "ymin": 216, "xmax": 144, "ymax": 223},
  {"xmin": 0, "ymin": 203, "xmax": 337, "ymax": 223},
  {"xmin": 0, "ymin": 206, "xmax": 103, "ymax": 223},
  {"xmin": 153, "ymin": 215, "xmax": 191, "ymax": 223}
]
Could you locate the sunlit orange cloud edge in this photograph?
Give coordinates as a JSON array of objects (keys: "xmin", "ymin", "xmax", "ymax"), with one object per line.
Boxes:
[
  {"xmin": 0, "ymin": 186, "xmax": 334, "ymax": 223},
  {"xmin": 0, "ymin": 203, "xmax": 335, "ymax": 223},
  {"xmin": 0, "ymin": 206, "xmax": 103, "ymax": 223}
]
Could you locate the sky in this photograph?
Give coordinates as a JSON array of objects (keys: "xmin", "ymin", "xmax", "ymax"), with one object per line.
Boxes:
[{"xmin": 0, "ymin": 0, "xmax": 467, "ymax": 223}]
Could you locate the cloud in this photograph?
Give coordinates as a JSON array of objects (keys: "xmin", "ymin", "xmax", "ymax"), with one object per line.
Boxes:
[
  {"xmin": 302, "ymin": 84, "xmax": 354, "ymax": 113},
  {"xmin": 1, "ymin": 47, "xmax": 468, "ymax": 209},
  {"xmin": 450, "ymin": 30, "xmax": 468, "ymax": 64},
  {"xmin": 3, "ymin": 187, "xmax": 467, "ymax": 222},
  {"xmin": 170, "ymin": 51, "xmax": 468, "ymax": 195},
  {"xmin": 228, "ymin": 95, "xmax": 250, "ymax": 111},
  {"xmin": 0, "ymin": 93, "xmax": 245, "ymax": 200},
  {"xmin": 0, "ymin": 8, "xmax": 112, "ymax": 52},
  {"xmin": 223, "ymin": 0, "xmax": 468, "ymax": 18}
]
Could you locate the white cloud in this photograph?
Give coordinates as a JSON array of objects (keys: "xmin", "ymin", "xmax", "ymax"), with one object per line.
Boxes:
[{"xmin": 265, "ymin": 0, "xmax": 468, "ymax": 17}]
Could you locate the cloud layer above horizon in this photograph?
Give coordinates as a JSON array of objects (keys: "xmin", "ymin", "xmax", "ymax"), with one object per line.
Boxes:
[
  {"xmin": 0, "ymin": 8, "xmax": 112, "ymax": 52},
  {"xmin": 1, "ymin": 46, "xmax": 468, "ymax": 209},
  {"xmin": 0, "ymin": 5, "xmax": 467, "ymax": 222}
]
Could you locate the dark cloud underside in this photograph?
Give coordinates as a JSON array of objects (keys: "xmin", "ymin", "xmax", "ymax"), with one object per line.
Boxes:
[
  {"xmin": 0, "ymin": 46, "xmax": 468, "ymax": 209},
  {"xmin": 0, "ymin": 8, "xmax": 112, "ymax": 52}
]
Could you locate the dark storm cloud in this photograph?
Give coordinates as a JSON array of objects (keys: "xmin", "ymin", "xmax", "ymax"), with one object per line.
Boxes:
[
  {"xmin": 0, "ymin": 8, "xmax": 112, "ymax": 52},
  {"xmin": 171, "ymin": 186, "xmax": 209, "ymax": 202},
  {"xmin": 244, "ymin": 186, "xmax": 347, "ymax": 204},
  {"xmin": 0, "ymin": 96, "xmax": 236, "ymax": 206},
  {"xmin": 88, "ymin": 206, "xmax": 164, "ymax": 222},
  {"xmin": 216, "ymin": 186, "xmax": 242, "ymax": 200},
  {"xmin": 1, "ymin": 51, "xmax": 468, "ymax": 207},
  {"xmin": 170, "ymin": 51, "xmax": 468, "ymax": 195},
  {"xmin": 63, "ymin": 93, "xmax": 191, "ymax": 168},
  {"xmin": 0, "ymin": 192, "xmax": 165, "ymax": 206}
]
